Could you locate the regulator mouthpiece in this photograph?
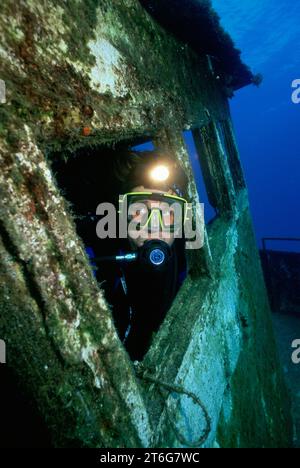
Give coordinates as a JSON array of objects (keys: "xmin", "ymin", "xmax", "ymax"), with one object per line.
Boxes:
[{"xmin": 138, "ymin": 240, "xmax": 172, "ymax": 271}]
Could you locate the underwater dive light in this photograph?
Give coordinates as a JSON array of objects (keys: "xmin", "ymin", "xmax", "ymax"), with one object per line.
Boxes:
[{"xmin": 150, "ymin": 165, "xmax": 170, "ymax": 183}]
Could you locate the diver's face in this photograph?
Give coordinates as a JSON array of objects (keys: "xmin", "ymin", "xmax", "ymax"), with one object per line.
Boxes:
[{"xmin": 127, "ymin": 186, "xmax": 176, "ymax": 249}]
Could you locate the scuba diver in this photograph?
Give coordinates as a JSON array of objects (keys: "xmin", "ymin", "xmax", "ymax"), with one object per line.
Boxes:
[{"xmin": 99, "ymin": 150, "xmax": 189, "ymax": 361}]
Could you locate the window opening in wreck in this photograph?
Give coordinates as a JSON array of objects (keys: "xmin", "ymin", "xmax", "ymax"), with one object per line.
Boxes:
[
  {"xmin": 183, "ymin": 130, "xmax": 217, "ymax": 224},
  {"xmin": 216, "ymin": 120, "xmax": 246, "ymax": 192},
  {"xmin": 51, "ymin": 143, "xmax": 188, "ymax": 361},
  {"xmin": 132, "ymin": 141, "xmax": 155, "ymax": 151}
]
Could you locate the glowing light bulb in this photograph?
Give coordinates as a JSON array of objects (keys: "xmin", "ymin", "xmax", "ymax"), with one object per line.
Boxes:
[{"xmin": 150, "ymin": 165, "xmax": 170, "ymax": 182}]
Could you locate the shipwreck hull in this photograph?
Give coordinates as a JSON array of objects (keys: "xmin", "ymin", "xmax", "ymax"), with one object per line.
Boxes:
[{"xmin": 0, "ymin": 0, "xmax": 292, "ymax": 447}]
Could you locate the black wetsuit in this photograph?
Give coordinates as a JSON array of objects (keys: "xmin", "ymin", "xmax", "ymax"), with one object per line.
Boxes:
[{"xmin": 107, "ymin": 239, "xmax": 186, "ymax": 361}]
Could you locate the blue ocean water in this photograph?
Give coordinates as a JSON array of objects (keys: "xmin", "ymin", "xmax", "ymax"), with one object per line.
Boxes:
[{"xmin": 212, "ymin": 0, "xmax": 300, "ymax": 251}]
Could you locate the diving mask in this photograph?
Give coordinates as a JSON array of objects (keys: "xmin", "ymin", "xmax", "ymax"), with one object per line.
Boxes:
[{"xmin": 119, "ymin": 191, "xmax": 189, "ymax": 234}]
